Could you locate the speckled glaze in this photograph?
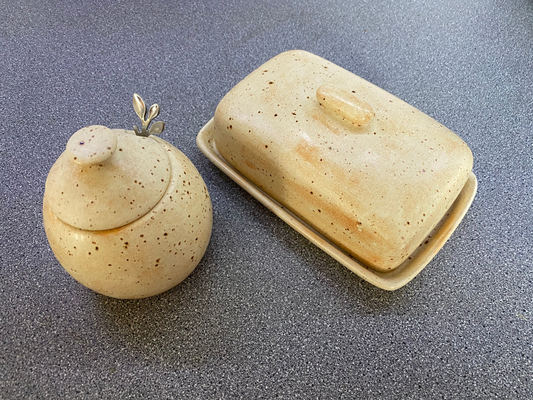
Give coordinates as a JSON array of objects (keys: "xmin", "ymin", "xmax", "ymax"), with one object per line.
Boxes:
[
  {"xmin": 43, "ymin": 126, "xmax": 212, "ymax": 299},
  {"xmin": 212, "ymin": 50, "xmax": 473, "ymax": 272}
]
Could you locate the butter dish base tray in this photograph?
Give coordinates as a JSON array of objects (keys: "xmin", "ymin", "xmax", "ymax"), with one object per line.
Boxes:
[{"xmin": 197, "ymin": 118, "xmax": 477, "ymax": 290}]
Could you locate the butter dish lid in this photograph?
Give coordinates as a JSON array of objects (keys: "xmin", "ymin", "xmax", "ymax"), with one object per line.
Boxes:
[{"xmin": 210, "ymin": 50, "xmax": 474, "ymax": 272}]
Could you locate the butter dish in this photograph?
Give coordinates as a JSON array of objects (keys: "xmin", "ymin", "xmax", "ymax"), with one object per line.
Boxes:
[{"xmin": 197, "ymin": 50, "xmax": 477, "ymax": 289}]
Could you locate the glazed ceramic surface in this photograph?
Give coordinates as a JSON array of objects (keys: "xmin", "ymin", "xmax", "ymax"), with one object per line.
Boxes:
[
  {"xmin": 206, "ymin": 50, "xmax": 474, "ymax": 273},
  {"xmin": 44, "ymin": 121, "xmax": 212, "ymax": 299},
  {"xmin": 198, "ymin": 121, "xmax": 477, "ymax": 290}
]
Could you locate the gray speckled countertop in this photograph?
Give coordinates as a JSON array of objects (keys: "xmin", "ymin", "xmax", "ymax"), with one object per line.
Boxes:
[{"xmin": 1, "ymin": 0, "xmax": 532, "ymax": 399}]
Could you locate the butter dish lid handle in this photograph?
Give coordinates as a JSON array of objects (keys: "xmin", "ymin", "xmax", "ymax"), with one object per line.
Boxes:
[{"xmin": 316, "ymin": 83, "xmax": 374, "ymax": 127}]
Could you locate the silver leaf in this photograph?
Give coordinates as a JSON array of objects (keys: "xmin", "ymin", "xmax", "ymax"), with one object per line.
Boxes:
[
  {"xmin": 149, "ymin": 121, "xmax": 165, "ymax": 135},
  {"xmin": 147, "ymin": 104, "xmax": 160, "ymax": 124},
  {"xmin": 133, "ymin": 94, "xmax": 146, "ymax": 120}
]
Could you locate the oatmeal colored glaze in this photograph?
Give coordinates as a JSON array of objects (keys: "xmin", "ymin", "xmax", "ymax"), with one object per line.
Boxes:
[
  {"xmin": 316, "ymin": 83, "xmax": 375, "ymax": 127},
  {"xmin": 213, "ymin": 50, "xmax": 473, "ymax": 272},
  {"xmin": 46, "ymin": 126, "xmax": 170, "ymax": 231},
  {"xmin": 43, "ymin": 128, "xmax": 212, "ymax": 299}
]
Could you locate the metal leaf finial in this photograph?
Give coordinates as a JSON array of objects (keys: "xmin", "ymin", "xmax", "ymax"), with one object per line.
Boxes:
[{"xmin": 132, "ymin": 94, "xmax": 165, "ymax": 137}]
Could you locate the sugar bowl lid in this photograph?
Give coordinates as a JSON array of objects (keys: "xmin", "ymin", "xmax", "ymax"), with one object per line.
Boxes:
[{"xmin": 45, "ymin": 95, "xmax": 170, "ymax": 231}]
